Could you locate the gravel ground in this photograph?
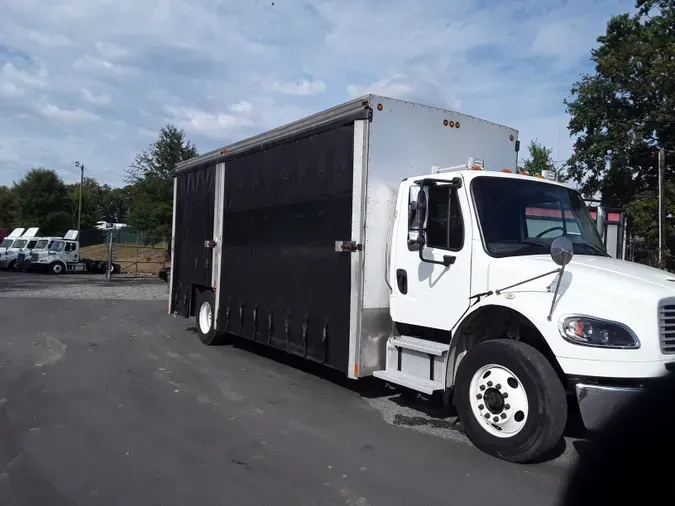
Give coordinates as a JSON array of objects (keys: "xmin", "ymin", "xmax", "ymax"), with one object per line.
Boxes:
[{"xmin": 0, "ymin": 272, "xmax": 168, "ymax": 300}]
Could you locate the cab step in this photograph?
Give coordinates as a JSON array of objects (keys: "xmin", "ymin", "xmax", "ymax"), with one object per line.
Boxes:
[
  {"xmin": 373, "ymin": 370, "xmax": 445, "ymax": 395},
  {"xmin": 390, "ymin": 335, "xmax": 448, "ymax": 356}
]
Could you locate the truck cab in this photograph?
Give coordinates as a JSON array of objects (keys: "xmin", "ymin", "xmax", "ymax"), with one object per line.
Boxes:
[
  {"xmin": 376, "ymin": 159, "xmax": 671, "ymax": 461},
  {"xmin": 29, "ymin": 230, "xmax": 82, "ymax": 274},
  {"xmin": 0, "ymin": 227, "xmax": 39, "ymax": 271}
]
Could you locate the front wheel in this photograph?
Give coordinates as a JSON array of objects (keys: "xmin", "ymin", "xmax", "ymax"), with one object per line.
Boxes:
[
  {"xmin": 196, "ymin": 290, "xmax": 224, "ymax": 346},
  {"xmin": 454, "ymin": 340, "xmax": 567, "ymax": 463},
  {"xmin": 50, "ymin": 262, "xmax": 65, "ymax": 275}
]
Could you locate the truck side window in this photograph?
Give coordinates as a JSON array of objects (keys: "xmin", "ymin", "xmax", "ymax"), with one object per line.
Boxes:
[{"xmin": 426, "ymin": 186, "xmax": 464, "ymax": 251}]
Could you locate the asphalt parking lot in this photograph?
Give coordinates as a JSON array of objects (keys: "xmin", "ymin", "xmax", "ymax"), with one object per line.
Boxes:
[{"xmin": 0, "ymin": 272, "xmax": 576, "ymax": 505}]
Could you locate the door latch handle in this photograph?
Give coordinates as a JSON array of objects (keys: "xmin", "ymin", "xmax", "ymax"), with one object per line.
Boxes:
[{"xmin": 335, "ymin": 241, "xmax": 362, "ymax": 253}]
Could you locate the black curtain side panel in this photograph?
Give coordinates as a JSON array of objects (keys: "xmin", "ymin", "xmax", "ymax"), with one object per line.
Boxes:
[
  {"xmin": 172, "ymin": 164, "xmax": 216, "ymax": 316},
  {"xmin": 218, "ymin": 124, "xmax": 355, "ymax": 373}
]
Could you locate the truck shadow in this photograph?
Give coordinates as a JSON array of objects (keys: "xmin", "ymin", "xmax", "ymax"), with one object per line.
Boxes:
[{"xmin": 207, "ymin": 332, "xmax": 591, "ymax": 463}]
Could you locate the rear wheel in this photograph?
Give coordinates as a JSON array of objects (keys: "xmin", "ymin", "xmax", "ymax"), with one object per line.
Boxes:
[
  {"xmin": 196, "ymin": 290, "xmax": 224, "ymax": 346},
  {"xmin": 454, "ymin": 339, "xmax": 567, "ymax": 463}
]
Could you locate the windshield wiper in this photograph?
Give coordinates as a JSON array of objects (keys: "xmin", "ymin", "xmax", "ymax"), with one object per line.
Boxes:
[{"xmin": 521, "ymin": 238, "xmax": 550, "ymax": 247}]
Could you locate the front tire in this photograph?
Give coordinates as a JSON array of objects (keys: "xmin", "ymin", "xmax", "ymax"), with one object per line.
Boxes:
[
  {"xmin": 196, "ymin": 290, "xmax": 224, "ymax": 346},
  {"xmin": 50, "ymin": 262, "xmax": 65, "ymax": 275},
  {"xmin": 454, "ymin": 340, "xmax": 567, "ymax": 463}
]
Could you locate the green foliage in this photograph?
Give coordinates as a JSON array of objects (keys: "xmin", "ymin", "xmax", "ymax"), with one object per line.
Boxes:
[
  {"xmin": 565, "ymin": 2, "xmax": 675, "ymax": 206},
  {"xmin": 626, "ymin": 183, "xmax": 675, "ymax": 268},
  {"xmin": 0, "ymin": 185, "xmax": 18, "ymax": 228},
  {"xmin": 125, "ymin": 124, "xmax": 198, "ymax": 238},
  {"xmin": 520, "ymin": 140, "xmax": 560, "ymax": 178},
  {"xmin": 12, "ymin": 168, "xmax": 74, "ymax": 235},
  {"xmin": 565, "ymin": 0, "xmax": 675, "ymax": 262}
]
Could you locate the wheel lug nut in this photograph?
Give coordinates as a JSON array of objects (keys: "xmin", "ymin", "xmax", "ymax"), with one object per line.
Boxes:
[
  {"xmin": 478, "ymin": 404, "xmax": 484, "ymax": 410},
  {"xmin": 500, "ymin": 413, "xmax": 507, "ymax": 419},
  {"xmin": 496, "ymin": 384, "xmax": 501, "ymax": 390},
  {"xmin": 476, "ymin": 394, "xmax": 482, "ymax": 400},
  {"xmin": 505, "ymin": 404, "xmax": 510, "ymax": 410},
  {"xmin": 484, "ymin": 413, "xmax": 490, "ymax": 419},
  {"xmin": 487, "ymin": 381, "xmax": 493, "ymax": 387},
  {"xmin": 480, "ymin": 385, "xmax": 485, "ymax": 391},
  {"xmin": 493, "ymin": 416, "xmax": 499, "ymax": 423},
  {"xmin": 503, "ymin": 392, "xmax": 508, "ymax": 398}
]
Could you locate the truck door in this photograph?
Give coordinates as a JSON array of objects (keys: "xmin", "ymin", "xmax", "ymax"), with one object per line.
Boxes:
[
  {"xmin": 64, "ymin": 241, "xmax": 79, "ymax": 263},
  {"xmin": 390, "ymin": 180, "xmax": 472, "ymax": 333}
]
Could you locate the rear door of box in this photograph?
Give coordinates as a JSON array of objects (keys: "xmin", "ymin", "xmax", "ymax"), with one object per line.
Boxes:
[
  {"xmin": 217, "ymin": 124, "xmax": 355, "ymax": 373},
  {"xmin": 171, "ymin": 165, "xmax": 216, "ymax": 316}
]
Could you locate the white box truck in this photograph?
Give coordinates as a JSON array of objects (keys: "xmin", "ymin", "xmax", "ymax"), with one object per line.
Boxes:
[{"xmin": 170, "ymin": 95, "xmax": 673, "ymax": 463}]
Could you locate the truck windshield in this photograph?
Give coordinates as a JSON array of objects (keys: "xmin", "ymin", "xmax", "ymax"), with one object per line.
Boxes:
[
  {"xmin": 0, "ymin": 239, "xmax": 13, "ymax": 248},
  {"xmin": 49, "ymin": 241, "xmax": 65, "ymax": 252},
  {"xmin": 472, "ymin": 176, "xmax": 607, "ymax": 258},
  {"xmin": 12, "ymin": 240, "xmax": 27, "ymax": 249},
  {"xmin": 34, "ymin": 240, "xmax": 48, "ymax": 249}
]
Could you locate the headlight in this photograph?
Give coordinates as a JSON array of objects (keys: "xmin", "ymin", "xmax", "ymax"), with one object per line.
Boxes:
[{"xmin": 558, "ymin": 315, "xmax": 640, "ymax": 349}]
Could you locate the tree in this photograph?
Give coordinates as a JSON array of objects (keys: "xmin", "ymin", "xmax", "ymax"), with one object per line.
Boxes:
[
  {"xmin": 125, "ymin": 124, "xmax": 198, "ymax": 238},
  {"xmin": 12, "ymin": 168, "xmax": 74, "ymax": 235},
  {"xmin": 67, "ymin": 177, "xmax": 106, "ymax": 230},
  {"xmin": 0, "ymin": 185, "xmax": 18, "ymax": 228},
  {"xmin": 565, "ymin": 0, "xmax": 675, "ymax": 207},
  {"xmin": 100, "ymin": 186, "xmax": 130, "ymax": 224},
  {"xmin": 520, "ymin": 140, "xmax": 560, "ymax": 179}
]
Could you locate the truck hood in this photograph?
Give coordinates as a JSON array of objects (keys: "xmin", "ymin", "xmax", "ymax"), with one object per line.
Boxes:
[{"xmin": 488, "ymin": 254, "xmax": 675, "ymax": 301}]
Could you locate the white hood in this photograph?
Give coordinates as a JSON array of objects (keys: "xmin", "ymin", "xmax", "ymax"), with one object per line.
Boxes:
[
  {"xmin": 485, "ymin": 254, "xmax": 674, "ymax": 366},
  {"xmin": 488, "ymin": 254, "xmax": 675, "ymax": 301}
]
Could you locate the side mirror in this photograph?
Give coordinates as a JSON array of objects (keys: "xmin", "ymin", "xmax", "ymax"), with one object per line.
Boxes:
[
  {"xmin": 596, "ymin": 206, "xmax": 607, "ymax": 241},
  {"xmin": 408, "ymin": 184, "xmax": 429, "ymax": 248},
  {"xmin": 550, "ymin": 236, "xmax": 574, "ymax": 266}
]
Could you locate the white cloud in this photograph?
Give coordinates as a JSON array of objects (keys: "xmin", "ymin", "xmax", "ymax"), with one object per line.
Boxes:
[
  {"xmin": 269, "ymin": 79, "xmax": 326, "ymax": 96},
  {"xmin": 164, "ymin": 106, "xmax": 254, "ymax": 139},
  {"xmin": 0, "ymin": 62, "xmax": 48, "ymax": 88},
  {"xmin": 0, "ymin": 82, "xmax": 25, "ymax": 98},
  {"xmin": 347, "ymin": 74, "xmax": 414, "ymax": 99},
  {"xmin": 0, "ymin": 0, "xmax": 635, "ymax": 187},
  {"xmin": 26, "ymin": 30, "xmax": 74, "ymax": 48},
  {"xmin": 80, "ymin": 88, "xmax": 111, "ymax": 105},
  {"xmin": 38, "ymin": 104, "xmax": 101, "ymax": 123},
  {"xmin": 230, "ymin": 100, "xmax": 253, "ymax": 113},
  {"xmin": 73, "ymin": 55, "xmax": 139, "ymax": 77}
]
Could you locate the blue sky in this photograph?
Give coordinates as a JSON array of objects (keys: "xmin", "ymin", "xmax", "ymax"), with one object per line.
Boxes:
[{"xmin": 0, "ymin": 0, "xmax": 633, "ymax": 187}]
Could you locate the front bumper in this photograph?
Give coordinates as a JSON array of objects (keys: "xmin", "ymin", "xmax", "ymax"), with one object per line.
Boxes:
[
  {"xmin": 23, "ymin": 261, "xmax": 48, "ymax": 272},
  {"xmin": 576, "ymin": 383, "xmax": 643, "ymax": 431}
]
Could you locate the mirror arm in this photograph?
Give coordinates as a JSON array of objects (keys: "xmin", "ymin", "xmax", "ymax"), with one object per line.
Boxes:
[{"xmin": 494, "ymin": 268, "xmax": 561, "ymax": 295}]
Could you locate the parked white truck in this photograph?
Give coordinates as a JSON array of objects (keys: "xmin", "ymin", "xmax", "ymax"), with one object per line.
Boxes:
[
  {"xmin": 169, "ymin": 95, "xmax": 672, "ymax": 463},
  {"xmin": 0, "ymin": 228, "xmax": 40, "ymax": 271},
  {"xmin": 26, "ymin": 230, "xmax": 120, "ymax": 274}
]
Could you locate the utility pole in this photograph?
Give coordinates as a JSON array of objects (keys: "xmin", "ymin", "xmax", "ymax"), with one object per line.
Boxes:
[
  {"xmin": 659, "ymin": 147, "xmax": 666, "ymax": 267},
  {"xmin": 74, "ymin": 161, "xmax": 84, "ymax": 234}
]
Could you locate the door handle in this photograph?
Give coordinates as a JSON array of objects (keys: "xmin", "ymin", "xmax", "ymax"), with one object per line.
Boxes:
[{"xmin": 396, "ymin": 269, "xmax": 408, "ymax": 294}]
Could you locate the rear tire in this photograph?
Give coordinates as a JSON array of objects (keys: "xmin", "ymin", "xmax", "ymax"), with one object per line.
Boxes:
[
  {"xmin": 196, "ymin": 290, "xmax": 224, "ymax": 346},
  {"xmin": 454, "ymin": 339, "xmax": 567, "ymax": 463},
  {"xmin": 50, "ymin": 262, "xmax": 65, "ymax": 275}
]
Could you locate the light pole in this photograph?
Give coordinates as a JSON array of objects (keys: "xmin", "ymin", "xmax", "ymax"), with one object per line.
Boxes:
[{"xmin": 74, "ymin": 161, "xmax": 84, "ymax": 234}]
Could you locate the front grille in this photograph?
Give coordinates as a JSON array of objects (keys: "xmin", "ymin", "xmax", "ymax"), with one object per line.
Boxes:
[
  {"xmin": 30, "ymin": 253, "xmax": 38, "ymax": 261},
  {"xmin": 659, "ymin": 304, "xmax": 675, "ymax": 353}
]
